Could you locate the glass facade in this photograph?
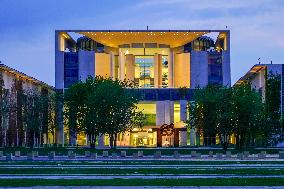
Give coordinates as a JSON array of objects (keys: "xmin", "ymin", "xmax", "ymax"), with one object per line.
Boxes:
[
  {"xmin": 130, "ymin": 129, "xmax": 156, "ymax": 146},
  {"xmin": 208, "ymin": 52, "xmax": 223, "ymax": 85},
  {"xmin": 64, "ymin": 52, "xmax": 79, "ymax": 88},
  {"xmin": 137, "ymin": 103, "xmax": 156, "ymax": 126},
  {"xmin": 184, "ymin": 36, "xmax": 215, "ymax": 52},
  {"xmin": 135, "ymin": 56, "xmax": 154, "ymax": 88},
  {"xmin": 76, "ymin": 36, "xmax": 104, "ymax": 52},
  {"xmin": 161, "ymin": 55, "xmax": 169, "ymax": 88}
]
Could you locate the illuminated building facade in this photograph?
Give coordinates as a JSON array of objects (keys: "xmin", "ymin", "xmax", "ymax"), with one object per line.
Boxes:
[{"xmin": 55, "ymin": 30, "xmax": 231, "ymax": 147}]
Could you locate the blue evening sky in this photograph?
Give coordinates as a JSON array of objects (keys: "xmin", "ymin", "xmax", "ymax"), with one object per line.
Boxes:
[{"xmin": 1, "ymin": 0, "xmax": 284, "ymax": 86}]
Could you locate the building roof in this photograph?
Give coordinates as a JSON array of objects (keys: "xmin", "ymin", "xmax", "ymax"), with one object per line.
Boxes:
[
  {"xmin": 234, "ymin": 64, "xmax": 282, "ymax": 86},
  {"xmin": 57, "ymin": 29, "xmax": 229, "ymax": 48},
  {"xmin": 0, "ymin": 64, "xmax": 54, "ymax": 90}
]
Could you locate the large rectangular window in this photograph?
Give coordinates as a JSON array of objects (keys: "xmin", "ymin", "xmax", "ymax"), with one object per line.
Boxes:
[
  {"xmin": 135, "ymin": 56, "xmax": 154, "ymax": 88},
  {"xmin": 137, "ymin": 102, "xmax": 156, "ymax": 126},
  {"xmin": 208, "ymin": 52, "xmax": 223, "ymax": 85},
  {"xmin": 64, "ymin": 52, "xmax": 78, "ymax": 88}
]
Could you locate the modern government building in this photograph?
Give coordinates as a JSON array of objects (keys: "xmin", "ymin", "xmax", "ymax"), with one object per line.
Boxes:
[{"xmin": 55, "ymin": 29, "xmax": 231, "ymax": 147}]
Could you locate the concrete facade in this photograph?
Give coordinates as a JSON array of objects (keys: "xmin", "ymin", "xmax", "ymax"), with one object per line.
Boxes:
[{"xmin": 190, "ymin": 51, "xmax": 208, "ymax": 88}]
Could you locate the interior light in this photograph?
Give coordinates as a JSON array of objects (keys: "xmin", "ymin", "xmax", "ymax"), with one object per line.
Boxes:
[{"xmin": 62, "ymin": 33, "xmax": 68, "ymax": 38}]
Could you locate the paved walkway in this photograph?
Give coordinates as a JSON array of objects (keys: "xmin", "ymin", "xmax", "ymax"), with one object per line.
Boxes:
[
  {"xmin": 1, "ymin": 187, "xmax": 284, "ymax": 189},
  {"xmin": 1, "ymin": 164, "xmax": 284, "ymax": 169}
]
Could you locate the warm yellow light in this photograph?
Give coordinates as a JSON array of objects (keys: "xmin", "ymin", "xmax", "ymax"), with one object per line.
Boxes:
[{"xmin": 62, "ymin": 33, "xmax": 68, "ymax": 39}]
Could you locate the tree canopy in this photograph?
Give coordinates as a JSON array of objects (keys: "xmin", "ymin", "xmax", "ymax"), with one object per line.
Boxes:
[{"xmin": 64, "ymin": 76, "xmax": 144, "ymax": 148}]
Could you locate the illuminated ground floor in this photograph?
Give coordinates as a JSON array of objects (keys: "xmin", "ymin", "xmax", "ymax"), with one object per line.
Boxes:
[
  {"xmin": 68, "ymin": 127, "xmax": 236, "ymax": 147},
  {"xmin": 57, "ymin": 100, "xmax": 236, "ymax": 147}
]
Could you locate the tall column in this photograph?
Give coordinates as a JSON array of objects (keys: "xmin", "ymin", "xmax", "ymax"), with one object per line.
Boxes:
[
  {"xmin": 125, "ymin": 54, "xmax": 135, "ymax": 82},
  {"xmin": 156, "ymin": 130, "xmax": 162, "ymax": 147},
  {"xmin": 55, "ymin": 89, "xmax": 64, "ymax": 146},
  {"xmin": 154, "ymin": 54, "xmax": 162, "ymax": 88},
  {"xmin": 179, "ymin": 131, "xmax": 187, "ymax": 146},
  {"xmin": 190, "ymin": 128, "xmax": 196, "ymax": 146},
  {"xmin": 98, "ymin": 134, "xmax": 105, "ymax": 148},
  {"xmin": 164, "ymin": 100, "xmax": 174, "ymax": 124},
  {"xmin": 180, "ymin": 100, "xmax": 187, "ymax": 122},
  {"xmin": 110, "ymin": 52, "xmax": 115, "ymax": 79},
  {"xmin": 174, "ymin": 130, "xmax": 179, "ymax": 147},
  {"xmin": 156, "ymin": 101, "xmax": 165, "ymax": 126},
  {"xmin": 118, "ymin": 51, "xmax": 125, "ymax": 80},
  {"xmin": 168, "ymin": 50, "xmax": 174, "ymax": 88}
]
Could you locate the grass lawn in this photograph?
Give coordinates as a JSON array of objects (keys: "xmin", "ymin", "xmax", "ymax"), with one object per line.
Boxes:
[{"xmin": 0, "ymin": 178, "xmax": 284, "ymax": 186}]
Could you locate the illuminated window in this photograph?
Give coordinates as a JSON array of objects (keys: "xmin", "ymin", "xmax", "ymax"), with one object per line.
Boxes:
[
  {"xmin": 137, "ymin": 102, "xmax": 156, "ymax": 126},
  {"xmin": 135, "ymin": 56, "xmax": 154, "ymax": 88}
]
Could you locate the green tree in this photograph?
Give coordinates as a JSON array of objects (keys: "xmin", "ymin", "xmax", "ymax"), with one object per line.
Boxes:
[
  {"xmin": 264, "ymin": 72, "xmax": 281, "ymax": 145},
  {"xmin": 190, "ymin": 85, "xmax": 221, "ymax": 146},
  {"xmin": 232, "ymin": 83, "xmax": 264, "ymax": 149},
  {"xmin": 88, "ymin": 77, "xmax": 144, "ymax": 148},
  {"xmin": 64, "ymin": 76, "xmax": 144, "ymax": 148},
  {"xmin": 64, "ymin": 81, "xmax": 87, "ymax": 146},
  {"xmin": 23, "ymin": 90, "xmax": 46, "ymax": 147},
  {"xmin": 215, "ymin": 87, "xmax": 234, "ymax": 150}
]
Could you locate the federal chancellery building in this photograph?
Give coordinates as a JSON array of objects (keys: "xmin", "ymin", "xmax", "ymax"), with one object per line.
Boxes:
[{"xmin": 55, "ymin": 30, "xmax": 231, "ymax": 147}]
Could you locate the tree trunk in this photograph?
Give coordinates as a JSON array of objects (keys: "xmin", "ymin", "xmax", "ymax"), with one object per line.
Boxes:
[
  {"xmin": 109, "ymin": 134, "xmax": 114, "ymax": 149},
  {"xmin": 93, "ymin": 135, "xmax": 97, "ymax": 148},
  {"xmin": 114, "ymin": 133, "xmax": 117, "ymax": 149}
]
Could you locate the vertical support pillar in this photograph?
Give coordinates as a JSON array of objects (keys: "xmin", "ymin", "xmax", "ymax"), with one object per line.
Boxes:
[
  {"xmin": 125, "ymin": 54, "xmax": 135, "ymax": 82},
  {"xmin": 157, "ymin": 130, "xmax": 162, "ymax": 147},
  {"xmin": 174, "ymin": 129, "xmax": 179, "ymax": 147},
  {"xmin": 168, "ymin": 50, "xmax": 174, "ymax": 88},
  {"xmin": 156, "ymin": 101, "xmax": 165, "ymax": 126},
  {"xmin": 98, "ymin": 134, "xmax": 105, "ymax": 148},
  {"xmin": 55, "ymin": 32, "xmax": 65, "ymax": 146},
  {"xmin": 110, "ymin": 52, "xmax": 115, "ymax": 79},
  {"xmin": 179, "ymin": 130, "xmax": 187, "ymax": 147},
  {"xmin": 190, "ymin": 128, "xmax": 196, "ymax": 146},
  {"xmin": 86, "ymin": 134, "xmax": 89, "ymax": 146},
  {"xmin": 118, "ymin": 51, "xmax": 125, "ymax": 80},
  {"xmin": 164, "ymin": 100, "xmax": 174, "ymax": 124},
  {"xmin": 154, "ymin": 53, "xmax": 162, "ymax": 88},
  {"xmin": 180, "ymin": 100, "xmax": 187, "ymax": 122},
  {"xmin": 55, "ymin": 89, "xmax": 64, "ymax": 146}
]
